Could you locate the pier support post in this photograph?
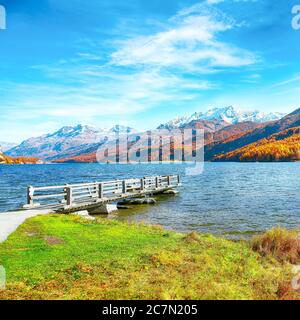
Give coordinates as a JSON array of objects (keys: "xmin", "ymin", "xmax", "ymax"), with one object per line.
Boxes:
[
  {"xmin": 167, "ymin": 176, "xmax": 171, "ymax": 187},
  {"xmin": 27, "ymin": 186, "xmax": 34, "ymax": 207},
  {"xmin": 98, "ymin": 183, "xmax": 103, "ymax": 199},
  {"xmin": 122, "ymin": 180, "xmax": 127, "ymax": 194},
  {"xmin": 66, "ymin": 186, "xmax": 73, "ymax": 206}
]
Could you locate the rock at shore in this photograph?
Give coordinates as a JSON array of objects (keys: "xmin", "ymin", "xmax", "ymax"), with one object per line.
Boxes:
[{"xmin": 118, "ymin": 198, "xmax": 156, "ymax": 205}]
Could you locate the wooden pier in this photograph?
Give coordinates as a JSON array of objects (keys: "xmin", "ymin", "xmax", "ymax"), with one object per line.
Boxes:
[{"xmin": 25, "ymin": 175, "xmax": 181, "ymax": 213}]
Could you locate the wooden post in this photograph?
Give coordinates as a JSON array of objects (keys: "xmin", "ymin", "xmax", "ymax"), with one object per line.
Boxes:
[
  {"xmin": 155, "ymin": 177, "xmax": 159, "ymax": 189},
  {"xmin": 122, "ymin": 180, "xmax": 127, "ymax": 194},
  {"xmin": 66, "ymin": 186, "xmax": 73, "ymax": 206},
  {"xmin": 98, "ymin": 183, "xmax": 103, "ymax": 199},
  {"xmin": 27, "ymin": 186, "xmax": 34, "ymax": 207},
  {"xmin": 140, "ymin": 178, "xmax": 144, "ymax": 191},
  {"xmin": 167, "ymin": 176, "xmax": 171, "ymax": 186},
  {"xmin": 177, "ymin": 175, "xmax": 180, "ymax": 185}
]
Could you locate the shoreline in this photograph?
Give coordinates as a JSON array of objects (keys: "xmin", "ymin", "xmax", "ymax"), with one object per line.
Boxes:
[{"xmin": 1, "ymin": 160, "xmax": 300, "ymax": 165}]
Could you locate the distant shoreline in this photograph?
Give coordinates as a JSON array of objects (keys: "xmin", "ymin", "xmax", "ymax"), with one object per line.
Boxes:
[{"xmin": 1, "ymin": 160, "xmax": 300, "ymax": 165}]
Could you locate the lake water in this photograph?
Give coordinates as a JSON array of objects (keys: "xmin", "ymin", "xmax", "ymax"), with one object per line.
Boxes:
[{"xmin": 0, "ymin": 163, "xmax": 299, "ymax": 239}]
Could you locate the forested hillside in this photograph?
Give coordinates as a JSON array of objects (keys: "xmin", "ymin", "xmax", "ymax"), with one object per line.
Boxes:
[
  {"xmin": 0, "ymin": 151, "xmax": 39, "ymax": 164},
  {"xmin": 214, "ymin": 127, "xmax": 300, "ymax": 162}
]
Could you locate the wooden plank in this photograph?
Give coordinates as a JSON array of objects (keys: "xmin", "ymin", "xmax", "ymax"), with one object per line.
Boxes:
[
  {"xmin": 33, "ymin": 185, "xmax": 66, "ymax": 191},
  {"xmin": 32, "ymin": 193, "xmax": 66, "ymax": 200}
]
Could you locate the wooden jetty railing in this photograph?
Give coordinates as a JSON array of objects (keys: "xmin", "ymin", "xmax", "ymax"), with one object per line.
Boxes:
[{"xmin": 25, "ymin": 175, "xmax": 180, "ymax": 211}]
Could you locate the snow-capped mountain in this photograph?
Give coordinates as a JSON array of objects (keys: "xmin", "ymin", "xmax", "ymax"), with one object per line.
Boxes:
[
  {"xmin": 158, "ymin": 106, "xmax": 286, "ymax": 129},
  {"xmin": 200, "ymin": 106, "xmax": 285, "ymax": 124},
  {"xmin": 108, "ymin": 125, "xmax": 137, "ymax": 134},
  {"xmin": 47, "ymin": 124, "xmax": 108, "ymax": 139},
  {"xmin": 6, "ymin": 124, "xmax": 135, "ymax": 161}
]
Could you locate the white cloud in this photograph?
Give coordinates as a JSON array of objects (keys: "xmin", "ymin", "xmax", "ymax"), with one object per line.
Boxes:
[
  {"xmin": 271, "ymin": 75, "xmax": 300, "ymax": 88},
  {"xmin": 0, "ymin": 67, "xmax": 211, "ymax": 127},
  {"xmin": 111, "ymin": 2, "xmax": 257, "ymax": 71}
]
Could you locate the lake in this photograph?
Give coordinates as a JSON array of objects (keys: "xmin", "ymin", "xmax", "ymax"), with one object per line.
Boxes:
[{"xmin": 0, "ymin": 162, "xmax": 299, "ymax": 239}]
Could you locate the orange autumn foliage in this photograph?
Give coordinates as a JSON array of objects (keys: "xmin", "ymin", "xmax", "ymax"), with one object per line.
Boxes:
[
  {"xmin": 0, "ymin": 152, "xmax": 39, "ymax": 164},
  {"xmin": 214, "ymin": 126, "xmax": 300, "ymax": 162}
]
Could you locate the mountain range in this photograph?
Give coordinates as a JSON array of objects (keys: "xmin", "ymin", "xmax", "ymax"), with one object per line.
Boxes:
[
  {"xmin": 157, "ymin": 106, "xmax": 286, "ymax": 129},
  {"xmin": 4, "ymin": 105, "xmax": 298, "ymax": 163},
  {"xmin": 6, "ymin": 124, "xmax": 135, "ymax": 161},
  {"xmin": 207, "ymin": 107, "xmax": 300, "ymax": 161}
]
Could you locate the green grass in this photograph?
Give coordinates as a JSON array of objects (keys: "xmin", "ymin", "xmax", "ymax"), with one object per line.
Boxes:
[{"xmin": 0, "ymin": 215, "xmax": 298, "ymax": 300}]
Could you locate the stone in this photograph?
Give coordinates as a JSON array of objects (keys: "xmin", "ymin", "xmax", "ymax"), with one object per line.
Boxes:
[
  {"xmin": 22, "ymin": 203, "xmax": 41, "ymax": 209},
  {"xmin": 117, "ymin": 205, "xmax": 132, "ymax": 209},
  {"xmin": 72, "ymin": 210, "xmax": 95, "ymax": 220},
  {"xmin": 163, "ymin": 189, "xmax": 178, "ymax": 195},
  {"xmin": 118, "ymin": 198, "xmax": 156, "ymax": 205},
  {"xmin": 87, "ymin": 204, "xmax": 118, "ymax": 214}
]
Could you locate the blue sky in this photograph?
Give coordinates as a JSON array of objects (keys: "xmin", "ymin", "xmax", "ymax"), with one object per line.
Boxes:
[{"xmin": 0, "ymin": 0, "xmax": 300, "ymax": 142}]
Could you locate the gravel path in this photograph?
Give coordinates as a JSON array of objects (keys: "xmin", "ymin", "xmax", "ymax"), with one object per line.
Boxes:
[{"xmin": 0, "ymin": 209, "xmax": 53, "ymax": 243}]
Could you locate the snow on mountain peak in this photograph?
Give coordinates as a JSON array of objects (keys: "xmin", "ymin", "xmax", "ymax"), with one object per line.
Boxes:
[
  {"xmin": 52, "ymin": 124, "xmax": 137, "ymax": 137},
  {"xmin": 108, "ymin": 125, "xmax": 136, "ymax": 134},
  {"xmin": 158, "ymin": 106, "xmax": 286, "ymax": 129},
  {"xmin": 48, "ymin": 124, "xmax": 111, "ymax": 139}
]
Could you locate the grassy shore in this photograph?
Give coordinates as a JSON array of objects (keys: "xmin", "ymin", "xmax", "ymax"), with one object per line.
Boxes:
[{"xmin": 0, "ymin": 214, "xmax": 298, "ymax": 300}]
